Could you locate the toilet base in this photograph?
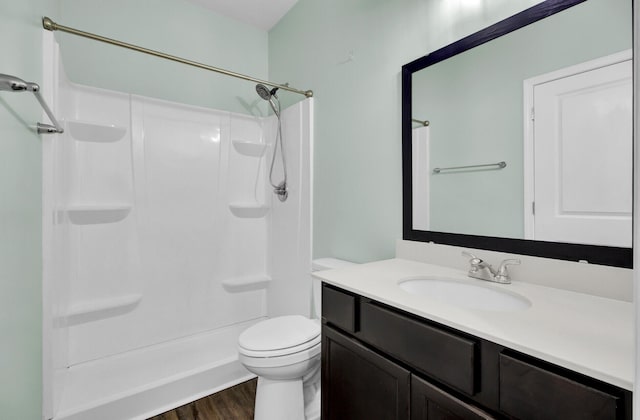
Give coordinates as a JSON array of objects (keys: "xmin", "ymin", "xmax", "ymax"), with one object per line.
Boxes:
[
  {"xmin": 255, "ymin": 377, "xmax": 304, "ymax": 420},
  {"xmin": 303, "ymin": 387, "xmax": 320, "ymax": 420},
  {"xmin": 303, "ymin": 363, "xmax": 321, "ymax": 420}
]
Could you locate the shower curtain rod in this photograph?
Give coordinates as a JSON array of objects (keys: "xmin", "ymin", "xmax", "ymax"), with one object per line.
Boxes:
[{"xmin": 41, "ymin": 17, "xmax": 313, "ymax": 98}]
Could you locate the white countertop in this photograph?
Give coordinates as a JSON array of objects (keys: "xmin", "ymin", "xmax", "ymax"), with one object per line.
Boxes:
[{"xmin": 314, "ymin": 258, "xmax": 634, "ymax": 391}]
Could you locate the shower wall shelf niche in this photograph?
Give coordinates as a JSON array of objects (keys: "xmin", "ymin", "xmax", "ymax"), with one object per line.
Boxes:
[
  {"xmin": 67, "ymin": 204, "xmax": 132, "ymax": 225},
  {"xmin": 65, "ymin": 294, "xmax": 142, "ymax": 325},
  {"xmin": 67, "ymin": 120, "xmax": 127, "ymax": 143},
  {"xmin": 228, "ymin": 202, "xmax": 269, "ymax": 218},
  {"xmin": 232, "ymin": 140, "xmax": 267, "ymax": 157},
  {"xmin": 222, "ymin": 275, "xmax": 271, "ymax": 293}
]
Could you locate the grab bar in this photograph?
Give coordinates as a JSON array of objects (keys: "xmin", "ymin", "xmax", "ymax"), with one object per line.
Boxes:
[
  {"xmin": 0, "ymin": 73, "xmax": 64, "ymax": 134},
  {"xmin": 433, "ymin": 161, "xmax": 506, "ymax": 174}
]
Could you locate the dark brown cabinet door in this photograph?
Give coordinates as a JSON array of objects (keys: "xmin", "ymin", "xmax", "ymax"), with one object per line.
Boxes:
[
  {"xmin": 322, "ymin": 326, "xmax": 411, "ymax": 420},
  {"xmin": 411, "ymin": 375, "xmax": 496, "ymax": 420},
  {"xmin": 499, "ymin": 353, "xmax": 622, "ymax": 420}
]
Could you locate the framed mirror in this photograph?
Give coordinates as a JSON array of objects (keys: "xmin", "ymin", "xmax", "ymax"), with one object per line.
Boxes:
[{"xmin": 402, "ymin": 0, "xmax": 633, "ymax": 267}]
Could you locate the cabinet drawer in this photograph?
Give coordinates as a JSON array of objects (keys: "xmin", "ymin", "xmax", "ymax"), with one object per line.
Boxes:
[
  {"xmin": 412, "ymin": 375, "xmax": 495, "ymax": 420},
  {"xmin": 322, "ymin": 284, "xmax": 357, "ymax": 333},
  {"xmin": 359, "ymin": 301, "xmax": 478, "ymax": 395},
  {"xmin": 499, "ymin": 353, "xmax": 620, "ymax": 420}
]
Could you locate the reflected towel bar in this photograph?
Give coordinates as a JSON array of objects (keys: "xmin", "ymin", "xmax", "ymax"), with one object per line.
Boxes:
[
  {"xmin": 41, "ymin": 16, "xmax": 313, "ymax": 98},
  {"xmin": 412, "ymin": 118, "xmax": 430, "ymax": 126},
  {"xmin": 0, "ymin": 73, "xmax": 64, "ymax": 134},
  {"xmin": 433, "ymin": 161, "xmax": 506, "ymax": 174}
]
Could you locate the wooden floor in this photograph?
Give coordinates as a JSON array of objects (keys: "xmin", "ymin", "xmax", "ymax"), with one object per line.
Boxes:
[{"xmin": 148, "ymin": 379, "xmax": 257, "ymax": 420}]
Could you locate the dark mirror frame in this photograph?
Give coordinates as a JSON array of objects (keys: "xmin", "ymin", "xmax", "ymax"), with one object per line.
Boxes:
[{"xmin": 401, "ymin": 0, "xmax": 633, "ymax": 268}]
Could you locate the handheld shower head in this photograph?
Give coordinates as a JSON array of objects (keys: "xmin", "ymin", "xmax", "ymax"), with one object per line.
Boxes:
[
  {"xmin": 255, "ymin": 83, "xmax": 280, "ymax": 117},
  {"xmin": 256, "ymin": 84, "xmax": 272, "ymax": 101},
  {"xmin": 256, "ymin": 84, "xmax": 280, "ymax": 99},
  {"xmin": 255, "ymin": 83, "xmax": 287, "ymax": 201}
]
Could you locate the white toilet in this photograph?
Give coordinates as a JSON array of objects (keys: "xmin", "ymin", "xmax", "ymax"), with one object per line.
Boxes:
[{"xmin": 238, "ymin": 258, "xmax": 355, "ymax": 420}]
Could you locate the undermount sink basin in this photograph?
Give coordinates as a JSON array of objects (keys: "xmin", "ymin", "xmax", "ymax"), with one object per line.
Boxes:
[{"xmin": 398, "ymin": 277, "xmax": 531, "ymax": 312}]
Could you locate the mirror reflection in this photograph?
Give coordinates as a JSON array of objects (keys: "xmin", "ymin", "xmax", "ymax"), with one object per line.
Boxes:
[{"xmin": 411, "ymin": 0, "xmax": 632, "ymax": 248}]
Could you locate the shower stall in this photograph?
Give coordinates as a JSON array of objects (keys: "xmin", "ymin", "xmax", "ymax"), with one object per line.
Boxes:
[{"xmin": 42, "ymin": 33, "xmax": 313, "ymax": 420}]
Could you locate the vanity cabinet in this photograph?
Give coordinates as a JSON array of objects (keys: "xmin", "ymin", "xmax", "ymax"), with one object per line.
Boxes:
[{"xmin": 321, "ymin": 284, "xmax": 632, "ymax": 420}]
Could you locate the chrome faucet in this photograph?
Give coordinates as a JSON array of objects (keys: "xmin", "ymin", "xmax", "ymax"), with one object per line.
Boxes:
[{"xmin": 461, "ymin": 252, "xmax": 521, "ymax": 284}]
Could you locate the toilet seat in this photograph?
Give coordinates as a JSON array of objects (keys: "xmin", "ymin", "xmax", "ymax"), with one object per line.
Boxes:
[
  {"xmin": 240, "ymin": 334, "xmax": 320, "ymax": 358},
  {"xmin": 239, "ymin": 340, "xmax": 321, "ymax": 369},
  {"xmin": 238, "ymin": 315, "xmax": 321, "ymax": 359}
]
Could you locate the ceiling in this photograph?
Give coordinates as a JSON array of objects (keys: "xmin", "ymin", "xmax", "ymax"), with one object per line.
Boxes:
[{"xmin": 187, "ymin": 0, "xmax": 299, "ymax": 31}]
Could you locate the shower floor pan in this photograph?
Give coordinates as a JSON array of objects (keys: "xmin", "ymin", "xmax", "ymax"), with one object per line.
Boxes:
[{"xmin": 54, "ymin": 318, "xmax": 263, "ymax": 420}]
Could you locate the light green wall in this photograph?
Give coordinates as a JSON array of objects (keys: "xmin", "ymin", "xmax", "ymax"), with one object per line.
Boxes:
[
  {"xmin": 0, "ymin": 0, "xmax": 57, "ymax": 418},
  {"xmin": 413, "ymin": 0, "xmax": 631, "ymax": 239},
  {"xmin": 1, "ymin": 1, "xmax": 630, "ymax": 417},
  {"xmin": 58, "ymin": 0, "xmax": 269, "ymax": 115},
  {"xmin": 269, "ymin": 0, "xmax": 554, "ymax": 262}
]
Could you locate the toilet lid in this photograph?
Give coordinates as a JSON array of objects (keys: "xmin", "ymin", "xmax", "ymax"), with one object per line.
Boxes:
[{"xmin": 238, "ymin": 315, "xmax": 321, "ymax": 352}]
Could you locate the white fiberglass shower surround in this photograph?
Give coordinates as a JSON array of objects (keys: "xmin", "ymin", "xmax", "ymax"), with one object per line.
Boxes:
[{"xmin": 42, "ymin": 34, "xmax": 313, "ymax": 420}]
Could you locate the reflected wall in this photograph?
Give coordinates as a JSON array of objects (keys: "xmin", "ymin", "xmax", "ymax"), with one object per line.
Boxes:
[{"xmin": 411, "ymin": 0, "xmax": 631, "ymax": 239}]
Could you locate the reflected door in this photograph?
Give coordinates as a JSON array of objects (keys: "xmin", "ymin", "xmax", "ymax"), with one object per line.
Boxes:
[{"xmin": 530, "ymin": 56, "xmax": 632, "ymax": 247}]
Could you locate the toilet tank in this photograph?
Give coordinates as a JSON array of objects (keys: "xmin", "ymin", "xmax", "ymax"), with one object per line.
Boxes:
[{"xmin": 311, "ymin": 258, "xmax": 356, "ymax": 319}]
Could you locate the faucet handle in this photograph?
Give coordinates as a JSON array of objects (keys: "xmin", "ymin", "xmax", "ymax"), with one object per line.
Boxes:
[
  {"xmin": 461, "ymin": 251, "xmax": 482, "ymax": 265},
  {"xmin": 494, "ymin": 259, "xmax": 521, "ymax": 283},
  {"xmin": 497, "ymin": 258, "xmax": 521, "ymax": 273},
  {"xmin": 462, "ymin": 251, "xmax": 487, "ymax": 276}
]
